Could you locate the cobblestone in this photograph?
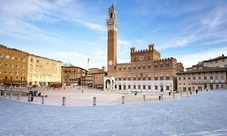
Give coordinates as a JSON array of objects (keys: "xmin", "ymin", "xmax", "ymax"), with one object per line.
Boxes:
[{"xmin": 0, "ymin": 90, "xmax": 227, "ymax": 135}]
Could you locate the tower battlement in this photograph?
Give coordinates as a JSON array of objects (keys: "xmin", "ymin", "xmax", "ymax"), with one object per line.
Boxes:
[
  {"xmin": 130, "ymin": 44, "xmax": 154, "ymax": 54},
  {"xmin": 153, "ymin": 57, "xmax": 175, "ymax": 62},
  {"xmin": 117, "ymin": 62, "xmax": 131, "ymax": 65}
]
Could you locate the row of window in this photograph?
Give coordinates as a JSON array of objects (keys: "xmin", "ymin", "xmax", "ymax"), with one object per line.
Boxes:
[
  {"xmin": 116, "ymin": 75, "xmax": 170, "ymax": 81},
  {"xmin": 63, "ymin": 70, "xmax": 85, "ymax": 73},
  {"xmin": 179, "ymin": 76, "xmax": 225, "ymax": 80},
  {"xmin": 205, "ymin": 59, "xmax": 225, "ymax": 64},
  {"xmin": 0, "ymin": 54, "xmax": 26, "ymax": 61},
  {"xmin": 29, "ymin": 75, "xmax": 60, "ymax": 79},
  {"xmin": 30, "ymin": 58, "xmax": 57, "ymax": 66},
  {"xmin": 115, "ymin": 85, "xmax": 170, "ymax": 90},
  {"xmin": 179, "ymin": 71, "xmax": 224, "ymax": 76},
  {"xmin": 0, "ymin": 62, "xmax": 25, "ymax": 69},
  {"xmin": 4, "ymin": 76, "xmax": 25, "ymax": 80},
  {"xmin": 179, "ymin": 80, "xmax": 225, "ymax": 85},
  {"xmin": 116, "ymin": 63, "xmax": 170, "ymax": 71},
  {"xmin": 0, "ymin": 71, "xmax": 24, "ymax": 75}
]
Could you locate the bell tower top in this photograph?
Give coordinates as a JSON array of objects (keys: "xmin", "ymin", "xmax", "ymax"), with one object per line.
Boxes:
[{"xmin": 106, "ymin": 4, "xmax": 118, "ymax": 31}]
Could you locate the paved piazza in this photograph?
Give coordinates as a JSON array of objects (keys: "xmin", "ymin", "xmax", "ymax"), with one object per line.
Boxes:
[{"xmin": 1, "ymin": 90, "xmax": 227, "ymax": 136}]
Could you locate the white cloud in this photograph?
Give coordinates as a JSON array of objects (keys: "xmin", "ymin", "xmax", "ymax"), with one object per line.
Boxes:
[
  {"xmin": 136, "ymin": 39, "xmax": 143, "ymax": 43},
  {"xmin": 202, "ymin": 39, "xmax": 227, "ymax": 45},
  {"xmin": 118, "ymin": 40, "xmax": 130, "ymax": 46},
  {"xmin": 176, "ymin": 46, "xmax": 227, "ymax": 68},
  {"xmin": 75, "ymin": 20, "xmax": 105, "ymax": 31}
]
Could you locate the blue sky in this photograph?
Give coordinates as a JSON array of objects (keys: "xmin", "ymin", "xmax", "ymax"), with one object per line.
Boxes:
[{"xmin": 1, "ymin": 0, "xmax": 227, "ymax": 70}]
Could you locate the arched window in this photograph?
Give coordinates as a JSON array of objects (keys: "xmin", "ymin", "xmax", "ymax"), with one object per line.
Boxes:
[
  {"xmin": 148, "ymin": 85, "xmax": 151, "ymax": 89},
  {"xmin": 155, "ymin": 85, "xmax": 158, "ymax": 90},
  {"xmin": 138, "ymin": 85, "xmax": 141, "ymax": 89}
]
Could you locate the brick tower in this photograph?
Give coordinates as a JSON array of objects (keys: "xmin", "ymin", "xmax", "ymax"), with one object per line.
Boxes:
[{"xmin": 106, "ymin": 4, "xmax": 118, "ymax": 75}]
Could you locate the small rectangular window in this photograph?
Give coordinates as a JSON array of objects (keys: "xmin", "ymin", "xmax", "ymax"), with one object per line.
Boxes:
[
  {"xmin": 133, "ymin": 77, "xmax": 136, "ymax": 80},
  {"xmin": 148, "ymin": 65, "xmax": 151, "ymax": 69}
]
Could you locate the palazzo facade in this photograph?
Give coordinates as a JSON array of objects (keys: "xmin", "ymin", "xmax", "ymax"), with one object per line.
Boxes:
[
  {"xmin": 0, "ymin": 44, "xmax": 28, "ymax": 86},
  {"xmin": 104, "ymin": 5, "xmax": 184, "ymax": 93}
]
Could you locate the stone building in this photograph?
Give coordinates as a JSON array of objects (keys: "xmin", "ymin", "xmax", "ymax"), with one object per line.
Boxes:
[
  {"xmin": 0, "ymin": 44, "xmax": 28, "ymax": 86},
  {"xmin": 27, "ymin": 54, "xmax": 62, "ymax": 87},
  {"xmin": 203, "ymin": 54, "xmax": 227, "ymax": 68},
  {"xmin": 177, "ymin": 54, "xmax": 227, "ymax": 91},
  {"xmin": 104, "ymin": 5, "xmax": 184, "ymax": 92},
  {"xmin": 61, "ymin": 64, "xmax": 87, "ymax": 86},
  {"xmin": 84, "ymin": 67, "xmax": 107, "ymax": 89},
  {"xmin": 93, "ymin": 67, "xmax": 107, "ymax": 89},
  {"xmin": 177, "ymin": 64, "xmax": 227, "ymax": 91}
]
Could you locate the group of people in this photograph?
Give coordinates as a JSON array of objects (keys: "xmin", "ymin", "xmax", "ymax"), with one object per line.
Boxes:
[{"xmin": 28, "ymin": 90, "xmax": 41, "ymax": 96}]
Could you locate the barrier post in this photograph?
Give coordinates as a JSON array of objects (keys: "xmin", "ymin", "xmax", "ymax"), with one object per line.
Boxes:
[
  {"xmin": 10, "ymin": 92, "xmax": 13, "ymax": 99},
  {"xmin": 42, "ymin": 96, "xmax": 45, "ymax": 104},
  {"xmin": 62, "ymin": 97, "xmax": 66, "ymax": 106},
  {"xmin": 143, "ymin": 95, "xmax": 145, "ymax": 102},
  {"xmin": 93, "ymin": 97, "xmax": 96, "ymax": 106},
  {"xmin": 122, "ymin": 96, "xmax": 125, "ymax": 104},
  {"xmin": 28, "ymin": 94, "xmax": 31, "ymax": 102},
  {"xmin": 17, "ymin": 93, "xmax": 20, "ymax": 100}
]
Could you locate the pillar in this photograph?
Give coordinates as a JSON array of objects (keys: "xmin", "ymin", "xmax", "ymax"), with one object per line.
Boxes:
[
  {"xmin": 62, "ymin": 97, "xmax": 66, "ymax": 106},
  {"xmin": 17, "ymin": 93, "xmax": 20, "ymax": 100},
  {"xmin": 93, "ymin": 97, "xmax": 96, "ymax": 106},
  {"xmin": 42, "ymin": 96, "xmax": 45, "ymax": 104},
  {"xmin": 28, "ymin": 94, "xmax": 32, "ymax": 102},
  {"xmin": 122, "ymin": 96, "xmax": 125, "ymax": 104},
  {"xmin": 10, "ymin": 92, "xmax": 13, "ymax": 99}
]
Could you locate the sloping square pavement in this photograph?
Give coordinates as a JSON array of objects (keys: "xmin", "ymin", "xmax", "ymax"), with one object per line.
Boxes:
[{"xmin": 1, "ymin": 90, "xmax": 227, "ymax": 136}]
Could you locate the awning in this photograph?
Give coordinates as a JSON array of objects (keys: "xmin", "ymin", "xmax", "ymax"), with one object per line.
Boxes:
[{"xmin": 3, "ymin": 79, "xmax": 27, "ymax": 85}]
